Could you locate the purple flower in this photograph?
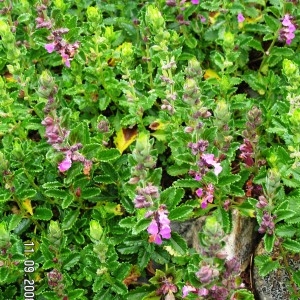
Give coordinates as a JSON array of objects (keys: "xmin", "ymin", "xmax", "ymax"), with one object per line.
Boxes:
[
  {"xmin": 198, "ymin": 288, "xmax": 209, "ymax": 296},
  {"xmin": 45, "ymin": 43, "xmax": 55, "ymax": 53},
  {"xmin": 237, "ymin": 13, "xmax": 245, "ymax": 23},
  {"xmin": 58, "ymin": 155, "xmax": 72, "ymax": 172},
  {"xmin": 258, "ymin": 211, "xmax": 275, "ymax": 235},
  {"xmin": 191, "ymin": 0, "xmax": 199, "ymax": 4},
  {"xmin": 196, "ymin": 265, "xmax": 214, "ymax": 283},
  {"xmin": 239, "ymin": 139, "xmax": 254, "ymax": 167},
  {"xmin": 279, "ymin": 14, "xmax": 297, "ymax": 45},
  {"xmin": 147, "ymin": 205, "xmax": 171, "ymax": 244},
  {"xmin": 147, "ymin": 219, "xmax": 162, "ymax": 245},
  {"xmin": 256, "ymin": 195, "xmax": 268, "ymax": 209}
]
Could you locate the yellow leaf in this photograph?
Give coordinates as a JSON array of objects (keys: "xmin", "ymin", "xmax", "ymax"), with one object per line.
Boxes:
[
  {"xmin": 149, "ymin": 120, "xmax": 166, "ymax": 131},
  {"xmin": 204, "ymin": 69, "xmax": 220, "ymax": 80},
  {"xmin": 114, "ymin": 127, "xmax": 138, "ymax": 154},
  {"xmin": 23, "ymin": 199, "xmax": 33, "ymax": 215},
  {"xmin": 209, "ymin": 11, "xmax": 220, "ymax": 24}
]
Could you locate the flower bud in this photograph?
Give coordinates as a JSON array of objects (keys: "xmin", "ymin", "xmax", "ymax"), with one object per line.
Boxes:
[
  {"xmin": 145, "ymin": 5, "xmax": 165, "ymax": 34},
  {"xmin": 48, "ymin": 221, "xmax": 62, "ymax": 248},
  {"xmin": 87, "ymin": 6, "xmax": 102, "ymax": 24}
]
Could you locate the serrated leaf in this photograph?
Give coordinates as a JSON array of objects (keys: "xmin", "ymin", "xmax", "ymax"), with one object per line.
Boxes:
[
  {"xmin": 111, "ymin": 280, "xmax": 128, "ymax": 295},
  {"xmin": 293, "ymin": 270, "xmax": 300, "ymax": 288},
  {"xmin": 169, "ymin": 205, "xmax": 193, "ymax": 221},
  {"xmin": 42, "ymin": 181, "xmax": 64, "ymax": 189},
  {"xmin": 97, "ymin": 149, "xmax": 121, "ymax": 161},
  {"xmin": 119, "ymin": 216, "xmax": 136, "ymax": 228},
  {"xmin": 44, "ymin": 189, "xmax": 69, "ymax": 199},
  {"xmin": 117, "ymin": 244, "xmax": 140, "ymax": 254},
  {"xmin": 167, "ymin": 164, "xmax": 190, "ymax": 176},
  {"xmin": 160, "ymin": 187, "xmax": 184, "ymax": 210},
  {"xmin": 68, "ymin": 289, "xmax": 85, "ymax": 299},
  {"xmin": 114, "ymin": 127, "xmax": 138, "ymax": 154},
  {"xmin": 274, "ymin": 209, "xmax": 295, "ymax": 223},
  {"xmin": 112, "ymin": 262, "xmax": 131, "ymax": 280},
  {"xmin": 8, "ymin": 214, "xmax": 22, "ymax": 231},
  {"xmin": 264, "ymin": 234, "xmax": 275, "ymax": 252},
  {"xmin": 43, "ymin": 260, "xmax": 56, "ymax": 269},
  {"xmin": 165, "ymin": 232, "xmax": 187, "ymax": 256},
  {"xmin": 132, "ymin": 218, "xmax": 151, "ymax": 235},
  {"xmin": 33, "ymin": 207, "xmax": 53, "ymax": 220},
  {"xmin": 62, "ymin": 210, "xmax": 80, "ymax": 230},
  {"xmin": 173, "ymin": 179, "xmax": 200, "ymax": 188},
  {"xmin": 61, "ymin": 195, "xmax": 74, "ymax": 209},
  {"xmin": 69, "ymin": 121, "xmax": 90, "ymax": 145},
  {"xmin": 175, "ymin": 153, "xmax": 194, "ymax": 165},
  {"xmin": 218, "ymin": 174, "xmax": 241, "ymax": 186},
  {"xmin": 270, "ymin": 46, "xmax": 294, "ymax": 57},
  {"xmin": 257, "ymin": 258, "xmax": 280, "ymax": 277},
  {"xmin": 101, "ymin": 162, "xmax": 119, "ymax": 181},
  {"xmin": 275, "ymin": 225, "xmax": 297, "ymax": 238},
  {"xmin": 264, "ymin": 15, "xmax": 280, "ymax": 31},
  {"xmin": 63, "ymin": 252, "xmax": 81, "ymax": 270},
  {"xmin": 138, "ymin": 248, "xmax": 151, "ymax": 269},
  {"xmin": 81, "ymin": 187, "xmax": 101, "ymax": 199},
  {"xmin": 282, "ymin": 239, "xmax": 300, "ymax": 253},
  {"xmin": 17, "ymin": 189, "xmax": 37, "ymax": 199}
]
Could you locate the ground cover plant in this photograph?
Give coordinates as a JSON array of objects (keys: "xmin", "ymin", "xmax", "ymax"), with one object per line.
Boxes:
[{"xmin": 0, "ymin": 0, "xmax": 300, "ymax": 299}]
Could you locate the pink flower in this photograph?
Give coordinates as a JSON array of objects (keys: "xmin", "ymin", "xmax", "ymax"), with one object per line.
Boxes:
[
  {"xmin": 201, "ymin": 153, "xmax": 222, "ymax": 175},
  {"xmin": 182, "ymin": 285, "xmax": 197, "ymax": 298},
  {"xmin": 58, "ymin": 156, "xmax": 72, "ymax": 172},
  {"xmin": 237, "ymin": 13, "xmax": 245, "ymax": 23},
  {"xmin": 45, "ymin": 43, "xmax": 55, "ymax": 53},
  {"xmin": 191, "ymin": 0, "xmax": 199, "ymax": 4},
  {"xmin": 196, "ymin": 188, "xmax": 203, "ymax": 197}
]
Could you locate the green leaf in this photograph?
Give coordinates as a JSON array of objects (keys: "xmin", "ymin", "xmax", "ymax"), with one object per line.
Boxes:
[
  {"xmin": 282, "ymin": 239, "xmax": 300, "ymax": 253},
  {"xmin": 185, "ymin": 36, "xmax": 197, "ymax": 48},
  {"xmin": 256, "ymin": 256, "xmax": 280, "ymax": 277},
  {"xmin": 132, "ymin": 218, "xmax": 151, "ymax": 235},
  {"xmin": 17, "ymin": 189, "xmax": 37, "ymax": 199},
  {"xmin": 111, "ymin": 280, "xmax": 128, "ymax": 295},
  {"xmin": 119, "ymin": 216, "xmax": 136, "ymax": 228},
  {"xmin": 167, "ymin": 164, "xmax": 190, "ymax": 176},
  {"xmin": 275, "ymin": 224, "xmax": 297, "ymax": 238},
  {"xmin": 81, "ymin": 187, "xmax": 101, "ymax": 199},
  {"xmin": 33, "ymin": 207, "xmax": 53, "ymax": 220},
  {"xmin": 165, "ymin": 232, "xmax": 187, "ymax": 256},
  {"xmin": 270, "ymin": 46, "xmax": 294, "ymax": 57},
  {"xmin": 68, "ymin": 289, "xmax": 85, "ymax": 300},
  {"xmin": 61, "ymin": 195, "xmax": 74, "ymax": 209},
  {"xmin": 218, "ymin": 174, "xmax": 241, "ymax": 186},
  {"xmin": 44, "ymin": 189, "xmax": 69, "ymax": 199},
  {"xmin": 62, "ymin": 210, "xmax": 80, "ymax": 230},
  {"xmin": 42, "ymin": 181, "xmax": 64, "ymax": 189},
  {"xmin": 125, "ymin": 286, "xmax": 154, "ymax": 300},
  {"xmin": 264, "ymin": 15, "xmax": 280, "ymax": 31},
  {"xmin": 264, "ymin": 234, "xmax": 275, "ymax": 252},
  {"xmin": 175, "ymin": 153, "xmax": 194, "ymax": 165},
  {"xmin": 97, "ymin": 149, "xmax": 121, "ymax": 161},
  {"xmin": 101, "ymin": 162, "xmax": 119, "ymax": 182},
  {"xmin": 169, "ymin": 205, "xmax": 193, "ymax": 221},
  {"xmin": 138, "ymin": 248, "xmax": 151, "ymax": 269},
  {"xmin": 173, "ymin": 179, "xmax": 200, "ymax": 188},
  {"xmin": 63, "ymin": 252, "xmax": 81, "ymax": 270},
  {"xmin": 112, "ymin": 262, "xmax": 131, "ymax": 280},
  {"xmin": 43, "ymin": 260, "xmax": 56, "ymax": 269},
  {"xmin": 69, "ymin": 121, "xmax": 90, "ymax": 145},
  {"xmin": 274, "ymin": 209, "xmax": 295, "ymax": 223},
  {"xmin": 231, "ymin": 289, "xmax": 255, "ymax": 300},
  {"xmin": 160, "ymin": 187, "xmax": 184, "ymax": 210},
  {"xmin": 293, "ymin": 270, "xmax": 300, "ymax": 288},
  {"xmin": 8, "ymin": 214, "xmax": 22, "ymax": 231}
]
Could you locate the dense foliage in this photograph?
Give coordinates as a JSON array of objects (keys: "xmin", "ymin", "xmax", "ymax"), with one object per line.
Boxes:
[{"xmin": 0, "ymin": 0, "xmax": 300, "ymax": 299}]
